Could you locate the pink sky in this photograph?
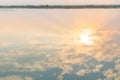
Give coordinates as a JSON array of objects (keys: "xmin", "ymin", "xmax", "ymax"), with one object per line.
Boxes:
[{"xmin": 0, "ymin": 0, "xmax": 120, "ymax": 5}]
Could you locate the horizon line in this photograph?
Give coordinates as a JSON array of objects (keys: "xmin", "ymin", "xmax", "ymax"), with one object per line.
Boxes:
[{"xmin": 0, "ymin": 4, "xmax": 120, "ymax": 9}]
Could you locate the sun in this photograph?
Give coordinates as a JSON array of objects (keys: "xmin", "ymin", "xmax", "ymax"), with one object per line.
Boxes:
[
  {"xmin": 74, "ymin": 29, "xmax": 97, "ymax": 45},
  {"xmin": 79, "ymin": 31, "xmax": 93, "ymax": 45}
]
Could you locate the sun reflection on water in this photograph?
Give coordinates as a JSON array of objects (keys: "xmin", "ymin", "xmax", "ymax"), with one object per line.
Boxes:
[{"xmin": 73, "ymin": 29, "xmax": 98, "ymax": 45}]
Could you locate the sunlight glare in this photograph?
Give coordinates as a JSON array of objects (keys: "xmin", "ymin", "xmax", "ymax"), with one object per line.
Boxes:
[{"xmin": 74, "ymin": 29, "xmax": 97, "ymax": 45}]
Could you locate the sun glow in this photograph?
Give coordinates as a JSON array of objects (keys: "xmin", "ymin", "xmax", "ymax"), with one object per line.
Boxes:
[
  {"xmin": 74, "ymin": 29, "xmax": 97, "ymax": 45},
  {"xmin": 79, "ymin": 31, "xmax": 93, "ymax": 45}
]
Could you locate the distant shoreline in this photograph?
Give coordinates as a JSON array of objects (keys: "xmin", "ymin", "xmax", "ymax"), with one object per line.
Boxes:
[{"xmin": 0, "ymin": 5, "xmax": 120, "ymax": 9}]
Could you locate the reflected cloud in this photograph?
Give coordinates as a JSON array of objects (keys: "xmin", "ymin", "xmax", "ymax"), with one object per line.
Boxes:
[
  {"xmin": 0, "ymin": 76, "xmax": 33, "ymax": 80},
  {"xmin": 0, "ymin": 9, "xmax": 120, "ymax": 80}
]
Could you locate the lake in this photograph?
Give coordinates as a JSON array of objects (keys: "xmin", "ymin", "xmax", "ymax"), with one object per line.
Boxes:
[{"xmin": 0, "ymin": 9, "xmax": 120, "ymax": 80}]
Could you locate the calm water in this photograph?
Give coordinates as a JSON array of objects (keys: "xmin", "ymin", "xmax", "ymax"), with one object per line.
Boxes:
[{"xmin": 0, "ymin": 9, "xmax": 120, "ymax": 80}]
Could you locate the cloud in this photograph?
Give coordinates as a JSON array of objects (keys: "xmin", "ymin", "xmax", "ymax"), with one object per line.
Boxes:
[
  {"xmin": 103, "ymin": 69, "xmax": 117, "ymax": 80},
  {"xmin": 0, "ymin": 76, "xmax": 33, "ymax": 80},
  {"xmin": 115, "ymin": 60, "xmax": 120, "ymax": 70},
  {"xmin": 58, "ymin": 65, "xmax": 73, "ymax": 80},
  {"xmin": 76, "ymin": 69, "xmax": 89, "ymax": 76},
  {"xmin": 0, "ymin": 42, "xmax": 11, "ymax": 47},
  {"xmin": 93, "ymin": 64, "xmax": 103, "ymax": 72},
  {"xmin": 0, "ymin": 28, "xmax": 120, "ymax": 80}
]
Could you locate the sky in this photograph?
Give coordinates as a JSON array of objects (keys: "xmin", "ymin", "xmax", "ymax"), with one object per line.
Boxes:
[{"xmin": 0, "ymin": 0, "xmax": 120, "ymax": 5}]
